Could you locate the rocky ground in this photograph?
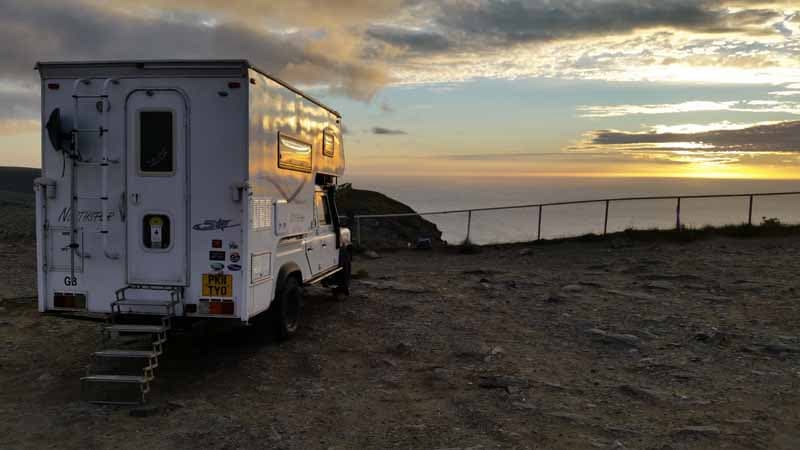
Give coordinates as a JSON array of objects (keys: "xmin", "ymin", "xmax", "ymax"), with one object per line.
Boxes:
[{"xmin": 2, "ymin": 234, "xmax": 800, "ymax": 449}]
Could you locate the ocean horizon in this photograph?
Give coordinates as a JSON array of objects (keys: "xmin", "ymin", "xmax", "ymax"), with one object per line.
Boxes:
[{"xmin": 344, "ymin": 175, "xmax": 800, "ymax": 245}]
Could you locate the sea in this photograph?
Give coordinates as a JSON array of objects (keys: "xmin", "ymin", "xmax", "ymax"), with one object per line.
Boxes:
[{"xmin": 343, "ymin": 175, "xmax": 800, "ymax": 245}]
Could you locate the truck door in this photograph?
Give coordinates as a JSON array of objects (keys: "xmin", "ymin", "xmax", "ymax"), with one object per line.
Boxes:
[
  {"xmin": 125, "ymin": 90, "xmax": 188, "ymax": 285},
  {"xmin": 305, "ymin": 189, "xmax": 338, "ymax": 275}
]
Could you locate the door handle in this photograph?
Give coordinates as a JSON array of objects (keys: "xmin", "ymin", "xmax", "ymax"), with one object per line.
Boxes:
[{"xmin": 130, "ymin": 193, "xmax": 141, "ymax": 205}]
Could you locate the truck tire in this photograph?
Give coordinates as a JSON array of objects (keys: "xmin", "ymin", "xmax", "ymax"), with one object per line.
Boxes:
[
  {"xmin": 333, "ymin": 246, "xmax": 351, "ymax": 299},
  {"xmin": 270, "ymin": 275, "xmax": 303, "ymax": 341}
]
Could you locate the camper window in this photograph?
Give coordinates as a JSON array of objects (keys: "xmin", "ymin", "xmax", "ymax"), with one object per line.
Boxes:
[
  {"xmin": 322, "ymin": 128, "xmax": 335, "ymax": 157},
  {"xmin": 315, "ymin": 192, "xmax": 331, "ymax": 226},
  {"xmin": 278, "ymin": 132, "xmax": 312, "ymax": 173},
  {"xmin": 139, "ymin": 111, "xmax": 174, "ymax": 174}
]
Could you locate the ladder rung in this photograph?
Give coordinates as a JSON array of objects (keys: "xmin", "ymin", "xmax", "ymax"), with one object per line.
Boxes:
[
  {"xmin": 74, "ymin": 195, "xmax": 109, "ymax": 200},
  {"xmin": 73, "ymin": 94, "xmax": 108, "ymax": 98},
  {"xmin": 75, "ymin": 161, "xmax": 116, "ymax": 167},
  {"xmin": 106, "ymin": 324, "xmax": 167, "ymax": 334},
  {"xmin": 93, "ymin": 350, "xmax": 157, "ymax": 359},
  {"xmin": 81, "ymin": 374, "xmax": 148, "ymax": 384}
]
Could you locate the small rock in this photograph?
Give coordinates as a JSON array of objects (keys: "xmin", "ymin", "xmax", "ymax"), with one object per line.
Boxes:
[
  {"xmin": 562, "ymin": 284, "xmax": 583, "ymax": 293},
  {"xmin": 588, "ymin": 328, "xmax": 641, "ymax": 348},
  {"xmin": 431, "ymin": 368, "xmax": 449, "ymax": 382},
  {"xmin": 646, "ymin": 281, "xmax": 674, "ymax": 290},
  {"xmin": 391, "ymin": 342, "xmax": 413, "ymax": 355},
  {"xmin": 519, "ymin": 248, "xmax": 532, "ymax": 256},
  {"xmin": 512, "ymin": 401, "xmax": 538, "ymax": 411},
  {"xmin": 37, "ymin": 373, "xmax": 54, "ymax": 383},
  {"xmin": 363, "ymin": 250, "xmax": 380, "ymax": 259},
  {"xmin": 545, "ymin": 411, "xmax": 588, "ymax": 422},
  {"xmin": 762, "ymin": 343, "xmax": 800, "ymax": 354},
  {"xmin": 618, "ymin": 384, "xmax": 668, "ymax": 403},
  {"xmin": 381, "ymin": 358, "xmax": 398, "ymax": 368}
]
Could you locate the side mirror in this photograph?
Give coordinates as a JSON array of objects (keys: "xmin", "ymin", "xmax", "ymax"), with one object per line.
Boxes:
[{"xmin": 45, "ymin": 108, "xmax": 69, "ymax": 152}]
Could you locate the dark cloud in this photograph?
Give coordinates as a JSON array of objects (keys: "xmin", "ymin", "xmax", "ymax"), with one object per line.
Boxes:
[
  {"xmin": 433, "ymin": 0, "xmax": 780, "ymax": 50},
  {"xmin": 366, "ymin": 25, "xmax": 452, "ymax": 53},
  {"xmin": 590, "ymin": 121, "xmax": 800, "ymax": 152},
  {"xmin": 0, "ymin": 0, "xmax": 388, "ymax": 101},
  {"xmin": 0, "ymin": 88, "xmax": 38, "ymax": 120},
  {"xmin": 372, "ymin": 126, "xmax": 407, "ymax": 135}
]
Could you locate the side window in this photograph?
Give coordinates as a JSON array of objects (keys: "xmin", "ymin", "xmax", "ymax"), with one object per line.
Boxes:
[
  {"xmin": 278, "ymin": 132, "xmax": 312, "ymax": 173},
  {"xmin": 322, "ymin": 128, "xmax": 335, "ymax": 157},
  {"xmin": 315, "ymin": 192, "xmax": 331, "ymax": 226},
  {"xmin": 139, "ymin": 111, "xmax": 174, "ymax": 174}
]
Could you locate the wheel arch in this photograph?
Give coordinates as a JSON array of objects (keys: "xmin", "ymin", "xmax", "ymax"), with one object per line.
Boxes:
[{"xmin": 276, "ymin": 262, "xmax": 303, "ymax": 292}]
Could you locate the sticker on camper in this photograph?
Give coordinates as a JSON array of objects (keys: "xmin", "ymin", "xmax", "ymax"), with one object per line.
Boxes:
[
  {"xmin": 192, "ymin": 218, "xmax": 240, "ymax": 231},
  {"xmin": 202, "ymin": 273, "xmax": 233, "ymax": 297},
  {"xmin": 227, "ymin": 264, "xmax": 242, "ymax": 272},
  {"xmin": 229, "ymin": 252, "xmax": 240, "ymax": 263}
]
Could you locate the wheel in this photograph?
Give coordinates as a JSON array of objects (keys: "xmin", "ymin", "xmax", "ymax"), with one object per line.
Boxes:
[
  {"xmin": 270, "ymin": 276, "xmax": 303, "ymax": 341},
  {"xmin": 332, "ymin": 246, "xmax": 351, "ymax": 299}
]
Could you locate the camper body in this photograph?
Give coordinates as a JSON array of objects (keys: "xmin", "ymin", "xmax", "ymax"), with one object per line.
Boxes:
[{"xmin": 34, "ymin": 60, "xmax": 350, "ymax": 325}]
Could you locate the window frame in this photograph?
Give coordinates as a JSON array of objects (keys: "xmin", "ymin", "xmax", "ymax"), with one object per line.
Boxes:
[
  {"xmin": 322, "ymin": 128, "xmax": 336, "ymax": 157},
  {"xmin": 314, "ymin": 191, "xmax": 332, "ymax": 227},
  {"xmin": 277, "ymin": 131, "xmax": 313, "ymax": 173},
  {"xmin": 136, "ymin": 108, "xmax": 177, "ymax": 177}
]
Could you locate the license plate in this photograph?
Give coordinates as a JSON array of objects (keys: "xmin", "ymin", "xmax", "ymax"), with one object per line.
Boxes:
[{"xmin": 202, "ymin": 273, "xmax": 233, "ymax": 297}]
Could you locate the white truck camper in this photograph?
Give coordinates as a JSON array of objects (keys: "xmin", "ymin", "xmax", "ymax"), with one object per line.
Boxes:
[{"xmin": 33, "ymin": 60, "xmax": 352, "ymax": 403}]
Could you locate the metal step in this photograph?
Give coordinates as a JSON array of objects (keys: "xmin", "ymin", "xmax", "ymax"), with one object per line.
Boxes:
[
  {"xmin": 113, "ymin": 299, "xmax": 174, "ymax": 307},
  {"xmin": 93, "ymin": 349, "xmax": 158, "ymax": 359},
  {"xmin": 105, "ymin": 324, "xmax": 167, "ymax": 334},
  {"xmin": 81, "ymin": 374, "xmax": 148, "ymax": 384}
]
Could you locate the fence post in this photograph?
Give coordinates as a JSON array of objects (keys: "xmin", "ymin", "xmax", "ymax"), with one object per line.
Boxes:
[
  {"xmin": 466, "ymin": 210, "xmax": 472, "ymax": 242},
  {"xmin": 603, "ymin": 200, "xmax": 610, "ymax": 235},
  {"xmin": 748, "ymin": 195, "xmax": 754, "ymax": 225},
  {"xmin": 675, "ymin": 197, "xmax": 681, "ymax": 230},
  {"xmin": 537, "ymin": 205, "xmax": 543, "ymax": 240},
  {"xmin": 356, "ymin": 216, "xmax": 361, "ymax": 248}
]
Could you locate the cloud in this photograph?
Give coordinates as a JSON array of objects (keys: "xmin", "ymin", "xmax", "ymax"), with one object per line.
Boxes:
[
  {"xmin": 769, "ymin": 90, "xmax": 800, "ymax": 96},
  {"xmin": 586, "ymin": 120, "xmax": 800, "ymax": 153},
  {"xmin": 372, "ymin": 126, "xmax": 407, "ymax": 135},
  {"xmin": 577, "ymin": 100, "xmax": 800, "ymax": 117},
  {"xmin": 366, "ymin": 25, "xmax": 452, "ymax": 53},
  {"xmin": 435, "ymin": 0, "xmax": 781, "ymax": 49},
  {"xmin": 0, "ymin": 0, "xmax": 389, "ymax": 101}
]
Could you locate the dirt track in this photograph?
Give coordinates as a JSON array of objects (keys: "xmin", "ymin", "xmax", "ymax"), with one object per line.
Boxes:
[{"xmin": 2, "ymin": 234, "xmax": 800, "ymax": 449}]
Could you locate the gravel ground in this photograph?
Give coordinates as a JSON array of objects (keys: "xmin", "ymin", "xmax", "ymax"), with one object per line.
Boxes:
[{"xmin": 2, "ymin": 234, "xmax": 800, "ymax": 449}]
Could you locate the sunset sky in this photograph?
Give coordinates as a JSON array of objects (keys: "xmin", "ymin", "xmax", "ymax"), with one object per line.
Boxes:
[{"xmin": 1, "ymin": 0, "xmax": 800, "ymax": 179}]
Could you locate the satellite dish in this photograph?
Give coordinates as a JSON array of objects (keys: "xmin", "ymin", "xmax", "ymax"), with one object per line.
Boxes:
[{"xmin": 45, "ymin": 108, "xmax": 68, "ymax": 152}]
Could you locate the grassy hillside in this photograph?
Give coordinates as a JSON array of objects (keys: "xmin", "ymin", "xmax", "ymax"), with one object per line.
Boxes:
[
  {"xmin": 0, "ymin": 167, "xmax": 38, "ymax": 240},
  {"xmin": 336, "ymin": 183, "xmax": 444, "ymax": 248},
  {"xmin": 0, "ymin": 166, "xmax": 39, "ymax": 194}
]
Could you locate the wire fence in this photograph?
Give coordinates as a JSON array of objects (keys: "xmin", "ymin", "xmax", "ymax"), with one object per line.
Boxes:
[{"xmin": 347, "ymin": 191, "xmax": 800, "ymax": 248}]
